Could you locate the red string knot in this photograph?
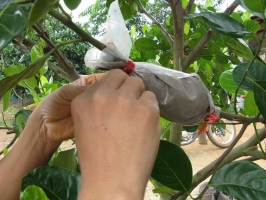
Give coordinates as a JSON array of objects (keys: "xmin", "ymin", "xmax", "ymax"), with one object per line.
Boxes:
[
  {"xmin": 198, "ymin": 109, "xmax": 220, "ymax": 135},
  {"xmin": 122, "ymin": 59, "xmax": 135, "ymax": 74}
]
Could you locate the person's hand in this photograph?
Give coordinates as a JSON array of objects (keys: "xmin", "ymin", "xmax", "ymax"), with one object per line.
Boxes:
[
  {"xmin": 30, "ymin": 73, "xmax": 106, "ymax": 145},
  {"xmin": 71, "ymin": 69, "xmax": 161, "ymax": 200}
]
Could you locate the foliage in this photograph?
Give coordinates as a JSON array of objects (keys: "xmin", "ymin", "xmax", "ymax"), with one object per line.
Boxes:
[{"xmin": 0, "ymin": 0, "xmax": 266, "ymax": 199}]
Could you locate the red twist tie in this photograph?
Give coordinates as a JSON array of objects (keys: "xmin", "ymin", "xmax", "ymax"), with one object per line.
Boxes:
[
  {"xmin": 198, "ymin": 109, "xmax": 220, "ymax": 135},
  {"xmin": 122, "ymin": 60, "xmax": 135, "ymax": 74}
]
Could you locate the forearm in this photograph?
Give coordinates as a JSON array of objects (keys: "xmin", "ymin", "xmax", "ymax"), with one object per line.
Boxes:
[{"xmin": 0, "ymin": 111, "xmax": 60, "ymax": 200}]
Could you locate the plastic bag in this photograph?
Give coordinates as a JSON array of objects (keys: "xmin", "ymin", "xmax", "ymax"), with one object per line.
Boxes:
[{"xmin": 84, "ymin": 0, "xmax": 220, "ymax": 125}]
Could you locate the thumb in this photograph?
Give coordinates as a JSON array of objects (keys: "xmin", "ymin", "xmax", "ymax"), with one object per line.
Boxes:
[
  {"xmin": 56, "ymin": 84, "xmax": 88, "ymax": 103},
  {"xmin": 71, "ymin": 73, "xmax": 107, "ymax": 86}
]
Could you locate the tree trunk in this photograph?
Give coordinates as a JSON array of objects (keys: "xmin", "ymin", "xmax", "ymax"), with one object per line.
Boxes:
[{"xmin": 169, "ymin": 0, "xmax": 185, "ymax": 145}]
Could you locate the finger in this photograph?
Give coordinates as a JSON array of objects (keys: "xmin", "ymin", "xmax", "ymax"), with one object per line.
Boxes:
[
  {"xmin": 56, "ymin": 84, "xmax": 87, "ymax": 102},
  {"xmin": 139, "ymin": 91, "xmax": 159, "ymax": 112},
  {"xmin": 71, "ymin": 73, "xmax": 107, "ymax": 86},
  {"xmin": 119, "ymin": 76, "xmax": 145, "ymax": 99},
  {"xmin": 97, "ymin": 69, "xmax": 128, "ymax": 89}
]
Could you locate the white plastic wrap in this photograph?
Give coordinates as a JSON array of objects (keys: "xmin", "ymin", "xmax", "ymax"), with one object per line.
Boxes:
[{"xmin": 84, "ymin": 0, "xmax": 220, "ymax": 125}]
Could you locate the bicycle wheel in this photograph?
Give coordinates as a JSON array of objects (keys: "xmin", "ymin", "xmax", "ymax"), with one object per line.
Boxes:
[
  {"xmin": 207, "ymin": 120, "xmax": 236, "ymax": 148},
  {"xmin": 181, "ymin": 131, "xmax": 198, "ymax": 146}
]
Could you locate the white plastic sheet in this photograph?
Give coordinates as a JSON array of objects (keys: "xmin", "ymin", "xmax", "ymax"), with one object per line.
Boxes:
[{"xmin": 84, "ymin": 0, "xmax": 220, "ymax": 125}]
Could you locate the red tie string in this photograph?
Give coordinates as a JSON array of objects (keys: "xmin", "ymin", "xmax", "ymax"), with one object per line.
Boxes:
[
  {"xmin": 122, "ymin": 60, "xmax": 135, "ymax": 74},
  {"xmin": 198, "ymin": 109, "xmax": 220, "ymax": 135}
]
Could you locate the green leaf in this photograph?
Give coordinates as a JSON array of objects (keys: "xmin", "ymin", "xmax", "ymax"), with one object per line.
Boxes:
[
  {"xmin": 182, "ymin": 0, "xmax": 189, "ymax": 9},
  {"xmin": 184, "ymin": 22, "xmax": 190, "ymax": 35},
  {"xmin": 51, "ymin": 148, "xmax": 78, "ymax": 171},
  {"xmin": 13, "ymin": 110, "xmax": 32, "ymax": 135},
  {"xmin": 183, "ymin": 125, "xmax": 198, "ymax": 132},
  {"xmin": 31, "ymin": 42, "xmax": 48, "ymax": 75},
  {"xmin": 233, "ymin": 61, "xmax": 266, "ymax": 91},
  {"xmin": 142, "ymin": 24, "xmax": 150, "ymax": 33},
  {"xmin": 236, "ymin": 0, "xmax": 266, "ymax": 19},
  {"xmin": 28, "ymin": 0, "xmax": 58, "ymax": 27},
  {"xmin": 227, "ymin": 38, "xmax": 253, "ymax": 60},
  {"xmin": 153, "ymin": 186, "xmax": 173, "ymax": 195},
  {"xmin": 0, "ymin": 0, "xmax": 16, "ymax": 9},
  {"xmin": 253, "ymin": 81, "xmax": 266, "ymax": 120},
  {"xmin": 2, "ymin": 90, "xmax": 11, "ymax": 111},
  {"xmin": 244, "ymin": 92, "xmax": 259, "ymax": 117},
  {"xmin": 210, "ymin": 161, "xmax": 266, "ymax": 200},
  {"xmin": 219, "ymin": 70, "xmax": 242, "ymax": 93},
  {"xmin": 243, "ymin": 20, "xmax": 261, "ymax": 37},
  {"xmin": 0, "ymin": 5, "xmax": 27, "ymax": 50},
  {"xmin": 159, "ymin": 52, "xmax": 172, "ymax": 67},
  {"xmin": 0, "ymin": 45, "xmax": 57, "ymax": 99},
  {"xmin": 151, "ymin": 140, "xmax": 192, "ymax": 191},
  {"xmin": 134, "ymin": 38, "xmax": 158, "ymax": 52},
  {"xmin": 63, "ymin": 0, "xmax": 81, "ymax": 10},
  {"xmin": 185, "ymin": 12, "xmax": 250, "ymax": 38},
  {"xmin": 22, "ymin": 166, "xmax": 81, "ymax": 200},
  {"xmin": 3, "ymin": 65, "xmax": 37, "ymax": 89},
  {"xmin": 21, "ymin": 185, "xmax": 49, "ymax": 200}
]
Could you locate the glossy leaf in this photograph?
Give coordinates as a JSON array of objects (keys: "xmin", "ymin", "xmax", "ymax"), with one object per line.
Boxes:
[
  {"xmin": 134, "ymin": 38, "xmax": 158, "ymax": 52},
  {"xmin": 153, "ymin": 186, "xmax": 173, "ymax": 195},
  {"xmin": 236, "ymin": 0, "xmax": 266, "ymax": 19},
  {"xmin": 13, "ymin": 110, "xmax": 32, "ymax": 135},
  {"xmin": 244, "ymin": 92, "xmax": 259, "ymax": 117},
  {"xmin": 253, "ymin": 81, "xmax": 266, "ymax": 120},
  {"xmin": 22, "ymin": 166, "xmax": 81, "ymax": 200},
  {"xmin": 185, "ymin": 12, "xmax": 250, "ymax": 38},
  {"xmin": 233, "ymin": 61, "xmax": 266, "ymax": 91},
  {"xmin": 3, "ymin": 65, "xmax": 37, "ymax": 89},
  {"xmin": 210, "ymin": 161, "xmax": 266, "ymax": 200},
  {"xmin": 2, "ymin": 90, "xmax": 11, "ymax": 111},
  {"xmin": 219, "ymin": 70, "xmax": 241, "ymax": 93},
  {"xmin": 227, "ymin": 38, "xmax": 253, "ymax": 60},
  {"xmin": 0, "ymin": 5, "xmax": 27, "ymax": 50},
  {"xmin": 151, "ymin": 140, "xmax": 192, "ymax": 191},
  {"xmin": 0, "ymin": 46, "xmax": 55, "ymax": 99},
  {"xmin": 31, "ymin": 42, "xmax": 48, "ymax": 75},
  {"xmin": 64, "ymin": 0, "xmax": 81, "ymax": 10},
  {"xmin": 182, "ymin": 0, "xmax": 189, "ymax": 9},
  {"xmin": 28, "ymin": 0, "xmax": 58, "ymax": 27},
  {"xmin": 51, "ymin": 148, "xmax": 78, "ymax": 171},
  {"xmin": 21, "ymin": 185, "xmax": 49, "ymax": 200},
  {"xmin": 0, "ymin": 0, "xmax": 16, "ymax": 9}
]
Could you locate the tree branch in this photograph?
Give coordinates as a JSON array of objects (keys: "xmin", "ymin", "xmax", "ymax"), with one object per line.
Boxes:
[
  {"xmin": 171, "ymin": 125, "xmax": 266, "ymax": 200},
  {"xmin": 184, "ymin": 0, "xmax": 195, "ymax": 16},
  {"xmin": 49, "ymin": 9, "xmax": 107, "ymax": 51},
  {"xmin": 32, "ymin": 23, "xmax": 80, "ymax": 81},
  {"xmin": 48, "ymin": 62, "xmax": 72, "ymax": 81},
  {"xmin": 181, "ymin": 1, "xmax": 239, "ymax": 71},
  {"xmin": 135, "ymin": 0, "xmax": 174, "ymax": 47},
  {"xmin": 220, "ymin": 111, "xmax": 266, "ymax": 124},
  {"xmin": 0, "ymin": 135, "xmax": 18, "ymax": 155}
]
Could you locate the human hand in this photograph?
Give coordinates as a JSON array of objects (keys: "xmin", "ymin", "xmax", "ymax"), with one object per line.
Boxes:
[
  {"xmin": 71, "ymin": 69, "xmax": 161, "ymax": 200},
  {"xmin": 29, "ymin": 73, "xmax": 106, "ymax": 145}
]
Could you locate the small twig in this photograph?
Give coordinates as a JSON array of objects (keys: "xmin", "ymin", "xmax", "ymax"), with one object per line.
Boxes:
[
  {"xmin": 0, "ymin": 135, "xmax": 18, "ymax": 155},
  {"xmin": 135, "ymin": 0, "xmax": 174, "ymax": 46},
  {"xmin": 184, "ymin": 0, "xmax": 195, "ymax": 15},
  {"xmin": 253, "ymin": 123, "xmax": 266, "ymax": 156},
  {"xmin": 182, "ymin": 1, "xmax": 239, "ymax": 71},
  {"xmin": 219, "ymin": 111, "xmax": 265, "ymax": 124},
  {"xmin": 49, "ymin": 9, "xmax": 106, "ymax": 51},
  {"xmin": 171, "ymin": 123, "xmax": 249, "ymax": 200}
]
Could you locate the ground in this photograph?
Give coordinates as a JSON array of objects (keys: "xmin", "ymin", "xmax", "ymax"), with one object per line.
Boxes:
[{"xmin": 0, "ymin": 102, "xmax": 265, "ymax": 199}]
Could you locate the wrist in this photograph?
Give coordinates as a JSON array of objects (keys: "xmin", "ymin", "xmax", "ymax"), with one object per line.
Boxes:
[{"xmin": 78, "ymin": 182, "xmax": 144, "ymax": 200}]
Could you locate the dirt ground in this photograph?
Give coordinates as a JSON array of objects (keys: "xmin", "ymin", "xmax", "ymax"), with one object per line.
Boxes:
[{"xmin": 0, "ymin": 105, "xmax": 265, "ymax": 199}]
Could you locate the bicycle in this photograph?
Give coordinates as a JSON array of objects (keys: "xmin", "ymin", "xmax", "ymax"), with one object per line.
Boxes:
[{"xmin": 181, "ymin": 120, "xmax": 236, "ymax": 149}]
